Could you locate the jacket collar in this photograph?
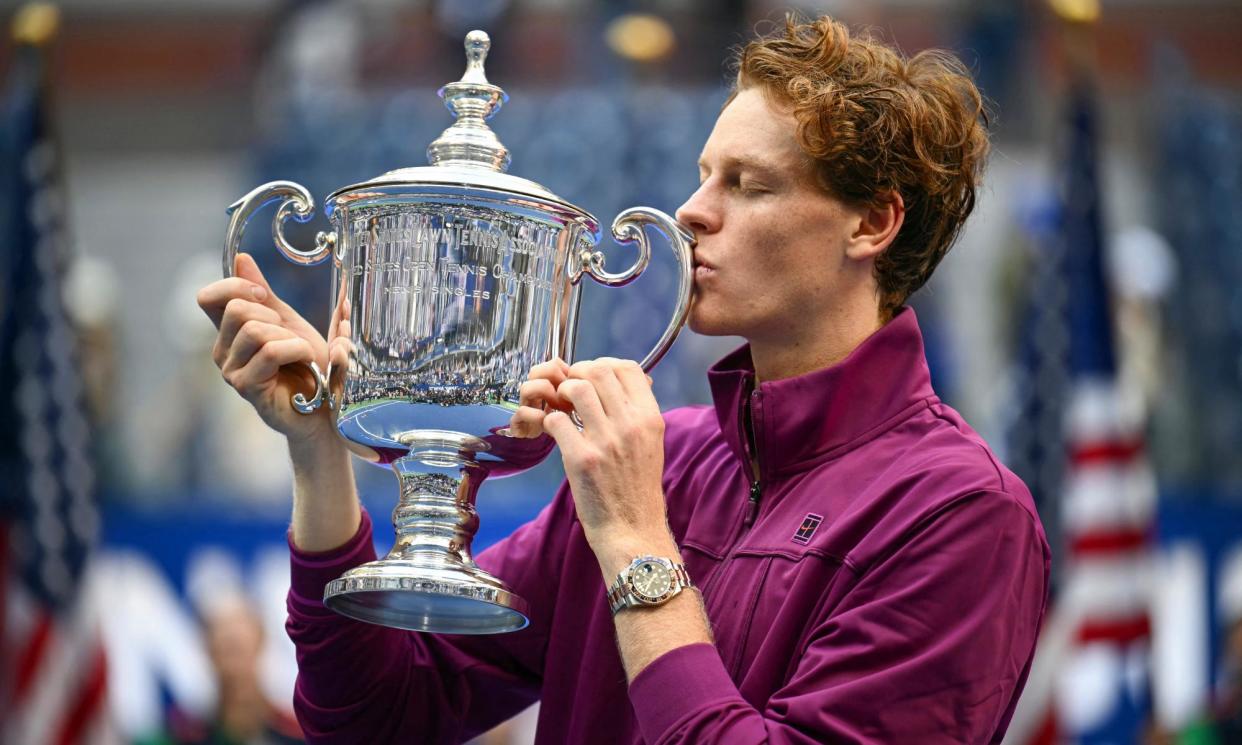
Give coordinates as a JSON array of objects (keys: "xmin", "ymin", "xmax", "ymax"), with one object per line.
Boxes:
[{"xmin": 706, "ymin": 307, "xmax": 936, "ymax": 479}]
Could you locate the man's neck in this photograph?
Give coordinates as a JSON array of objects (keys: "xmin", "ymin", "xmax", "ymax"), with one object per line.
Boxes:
[{"xmin": 748, "ymin": 305, "xmax": 886, "ymax": 383}]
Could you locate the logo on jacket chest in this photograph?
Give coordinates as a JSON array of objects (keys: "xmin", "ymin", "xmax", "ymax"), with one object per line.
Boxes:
[{"xmin": 792, "ymin": 513, "xmax": 824, "ymax": 545}]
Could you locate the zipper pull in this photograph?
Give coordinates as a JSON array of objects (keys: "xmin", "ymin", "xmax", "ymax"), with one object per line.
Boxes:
[{"xmin": 743, "ymin": 481, "xmax": 762, "ymax": 528}]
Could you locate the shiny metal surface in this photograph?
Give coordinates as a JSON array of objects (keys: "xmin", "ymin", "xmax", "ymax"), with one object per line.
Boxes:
[
  {"xmin": 223, "ymin": 181, "xmax": 335, "ymax": 277},
  {"xmin": 291, "ymin": 360, "xmax": 333, "ymax": 415},
  {"xmin": 224, "ymin": 182, "xmax": 338, "ymax": 413},
  {"xmin": 594, "ymin": 207, "xmax": 695, "ymax": 371},
  {"xmin": 220, "ymin": 30, "xmax": 695, "ymax": 634},
  {"xmin": 426, "ymin": 30, "xmax": 510, "ymax": 172},
  {"xmin": 324, "ymin": 469, "xmax": 532, "ymax": 633},
  {"xmin": 329, "ymin": 196, "xmax": 598, "ymax": 457}
]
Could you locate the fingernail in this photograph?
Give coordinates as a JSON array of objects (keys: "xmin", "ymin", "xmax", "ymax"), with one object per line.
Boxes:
[{"xmin": 251, "ymin": 285, "xmax": 268, "ymax": 302}]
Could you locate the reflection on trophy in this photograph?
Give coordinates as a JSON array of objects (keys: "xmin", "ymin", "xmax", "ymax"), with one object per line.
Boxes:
[{"xmin": 221, "ymin": 31, "xmax": 694, "ymax": 634}]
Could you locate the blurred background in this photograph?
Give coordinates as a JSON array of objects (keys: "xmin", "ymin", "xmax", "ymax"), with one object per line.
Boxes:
[{"xmin": 1, "ymin": 0, "xmax": 1240, "ymax": 743}]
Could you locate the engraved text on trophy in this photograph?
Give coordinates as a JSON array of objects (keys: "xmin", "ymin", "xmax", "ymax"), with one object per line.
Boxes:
[{"xmin": 340, "ymin": 206, "xmax": 570, "ymax": 406}]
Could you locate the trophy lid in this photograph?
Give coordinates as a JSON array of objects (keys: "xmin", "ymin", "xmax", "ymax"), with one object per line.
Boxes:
[{"xmin": 327, "ymin": 31, "xmax": 595, "ymax": 229}]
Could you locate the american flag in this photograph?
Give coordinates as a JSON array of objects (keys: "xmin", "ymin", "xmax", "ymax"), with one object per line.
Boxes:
[
  {"xmin": 0, "ymin": 10, "xmax": 112, "ymax": 744},
  {"xmin": 1003, "ymin": 83, "xmax": 1156, "ymax": 745}
]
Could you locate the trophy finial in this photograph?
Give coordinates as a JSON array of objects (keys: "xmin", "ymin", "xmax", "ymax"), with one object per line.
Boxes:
[
  {"xmin": 427, "ymin": 30, "xmax": 511, "ymax": 172},
  {"xmin": 461, "ymin": 31, "xmax": 490, "ymax": 84}
]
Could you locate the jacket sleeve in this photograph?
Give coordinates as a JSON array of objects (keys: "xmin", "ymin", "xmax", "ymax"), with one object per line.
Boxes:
[
  {"xmin": 285, "ymin": 482, "xmax": 578, "ymax": 745},
  {"xmin": 627, "ymin": 491, "xmax": 1050, "ymax": 744}
]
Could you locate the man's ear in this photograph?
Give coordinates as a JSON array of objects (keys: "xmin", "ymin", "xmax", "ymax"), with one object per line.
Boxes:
[{"xmin": 846, "ymin": 191, "xmax": 905, "ymax": 261}]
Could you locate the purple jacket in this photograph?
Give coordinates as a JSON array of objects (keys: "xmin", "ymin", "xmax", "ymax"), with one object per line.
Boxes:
[{"xmin": 287, "ymin": 308, "xmax": 1050, "ymax": 744}]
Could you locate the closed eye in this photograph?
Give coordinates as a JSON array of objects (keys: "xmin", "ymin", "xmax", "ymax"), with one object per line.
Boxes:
[
  {"xmin": 737, "ymin": 180, "xmax": 769, "ymax": 194},
  {"xmin": 696, "ymin": 163, "xmax": 778, "ymax": 195}
]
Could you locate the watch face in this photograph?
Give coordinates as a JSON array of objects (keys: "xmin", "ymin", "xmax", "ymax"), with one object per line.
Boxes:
[{"xmin": 630, "ymin": 560, "xmax": 673, "ymax": 602}]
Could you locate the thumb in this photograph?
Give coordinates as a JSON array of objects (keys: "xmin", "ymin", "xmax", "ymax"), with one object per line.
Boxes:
[
  {"xmin": 234, "ymin": 252, "xmax": 273, "ymax": 295},
  {"xmin": 542, "ymin": 410, "xmax": 581, "ymax": 449},
  {"xmin": 234, "ymin": 252, "xmax": 281, "ymax": 307}
]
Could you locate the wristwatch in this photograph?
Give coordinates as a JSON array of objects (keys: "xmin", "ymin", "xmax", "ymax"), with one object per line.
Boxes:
[{"xmin": 607, "ymin": 556, "xmax": 693, "ymax": 616}]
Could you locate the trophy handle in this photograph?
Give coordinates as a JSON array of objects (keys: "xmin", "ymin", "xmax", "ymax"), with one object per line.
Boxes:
[
  {"xmin": 222, "ymin": 180, "xmax": 338, "ymax": 414},
  {"xmin": 580, "ymin": 207, "xmax": 695, "ymax": 371}
]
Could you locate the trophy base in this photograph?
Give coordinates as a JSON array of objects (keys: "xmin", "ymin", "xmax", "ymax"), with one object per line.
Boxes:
[{"xmin": 323, "ymin": 559, "xmax": 530, "ymax": 634}]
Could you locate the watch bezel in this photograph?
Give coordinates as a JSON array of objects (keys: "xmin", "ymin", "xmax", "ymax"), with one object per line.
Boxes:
[{"xmin": 626, "ymin": 557, "xmax": 676, "ymax": 604}]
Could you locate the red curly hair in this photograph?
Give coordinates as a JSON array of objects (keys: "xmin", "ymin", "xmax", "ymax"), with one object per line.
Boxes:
[{"xmin": 729, "ymin": 15, "xmax": 990, "ymax": 319}]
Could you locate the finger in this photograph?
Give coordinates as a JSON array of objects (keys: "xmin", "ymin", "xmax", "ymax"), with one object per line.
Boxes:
[
  {"xmin": 225, "ymin": 337, "xmax": 317, "ymax": 394},
  {"xmin": 508, "ymin": 406, "xmax": 547, "ymax": 438},
  {"xmin": 528, "ymin": 357, "xmax": 571, "ymax": 385},
  {"xmin": 613, "ymin": 359, "xmax": 658, "ymax": 409},
  {"xmin": 593, "ymin": 357, "xmax": 650, "ymax": 394},
  {"xmin": 222, "ymin": 320, "xmax": 299, "ymax": 376},
  {"xmin": 568, "ymin": 361, "xmax": 627, "ymax": 418},
  {"xmin": 335, "ymin": 318, "xmax": 352, "ymax": 343},
  {"xmin": 197, "ymin": 277, "xmax": 273, "ymax": 328},
  {"xmin": 523, "ymin": 358, "xmax": 571, "ymax": 411},
  {"xmin": 557, "ymin": 378, "xmax": 606, "ymax": 431},
  {"xmin": 212, "ymin": 300, "xmax": 283, "ymax": 367},
  {"xmin": 542, "ymin": 410, "xmax": 585, "ymax": 454},
  {"xmin": 235, "ymin": 252, "xmax": 299, "ymax": 319},
  {"xmin": 327, "ymin": 334, "xmax": 351, "ymax": 369},
  {"xmin": 518, "ymin": 378, "xmax": 563, "ymax": 411},
  {"xmin": 234, "ymin": 252, "xmax": 273, "ymax": 295},
  {"xmin": 330, "ymin": 277, "xmax": 350, "ymax": 324}
]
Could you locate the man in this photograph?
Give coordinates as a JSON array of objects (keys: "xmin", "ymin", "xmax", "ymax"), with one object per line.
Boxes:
[{"xmin": 198, "ymin": 15, "xmax": 1048, "ymax": 744}]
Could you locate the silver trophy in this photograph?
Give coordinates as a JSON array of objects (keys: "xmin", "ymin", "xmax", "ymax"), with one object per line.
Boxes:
[{"xmin": 221, "ymin": 31, "xmax": 694, "ymax": 634}]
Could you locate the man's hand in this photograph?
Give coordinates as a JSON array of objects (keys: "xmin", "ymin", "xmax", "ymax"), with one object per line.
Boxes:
[
  {"xmin": 198, "ymin": 252, "xmax": 359, "ymax": 552},
  {"xmin": 511, "ymin": 357, "xmax": 712, "ymax": 681},
  {"xmin": 196, "ymin": 253, "xmax": 336, "ymax": 446},
  {"xmin": 512, "ymin": 358, "xmax": 676, "ymax": 566},
  {"xmin": 512, "ymin": 358, "xmax": 713, "ymax": 680}
]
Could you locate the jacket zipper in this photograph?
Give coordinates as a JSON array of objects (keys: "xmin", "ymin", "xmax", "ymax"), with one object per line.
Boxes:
[
  {"xmin": 700, "ymin": 389, "xmax": 765, "ymax": 598},
  {"xmin": 723, "ymin": 388, "xmax": 767, "ymax": 678},
  {"xmin": 743, "ymin": 479, "xmax": 762, "ymax": 528},
  {"xmin": 709, "ymin": 388, "xmax": 764, "ymax": 574},
  {"xmin": 742, "ymin": 387, "xmax": 764, "ymax": 530}
]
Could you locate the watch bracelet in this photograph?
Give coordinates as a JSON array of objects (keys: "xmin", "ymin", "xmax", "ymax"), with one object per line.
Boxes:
[{"xmin": 607, "ymin": 560, "xmax": 692, "ymax": 615}]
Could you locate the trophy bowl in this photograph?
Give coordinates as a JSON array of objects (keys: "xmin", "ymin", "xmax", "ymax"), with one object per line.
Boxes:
[{"xmin": 220, "ymin": 31, "xmax": 694, "ymax": 634}]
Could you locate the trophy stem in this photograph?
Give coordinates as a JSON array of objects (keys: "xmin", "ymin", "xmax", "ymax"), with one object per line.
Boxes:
[
  {"xmin": 322, "ymin": 454, "xmax": 530, "ymax": 634},
  {"xmin": 387, "ymin": 471, "xmax": 481, "ymax": 568}
]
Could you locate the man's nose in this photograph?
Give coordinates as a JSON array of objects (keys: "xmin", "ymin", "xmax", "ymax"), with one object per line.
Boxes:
[{"xmin": 675, "ymin": 185, "xmax": 717, "ymax": 234}]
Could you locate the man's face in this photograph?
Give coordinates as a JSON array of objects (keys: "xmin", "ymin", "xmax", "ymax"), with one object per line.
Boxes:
[{"xmin": 677, "ymin": 87, "xmax": 864, "ymax": 343}]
